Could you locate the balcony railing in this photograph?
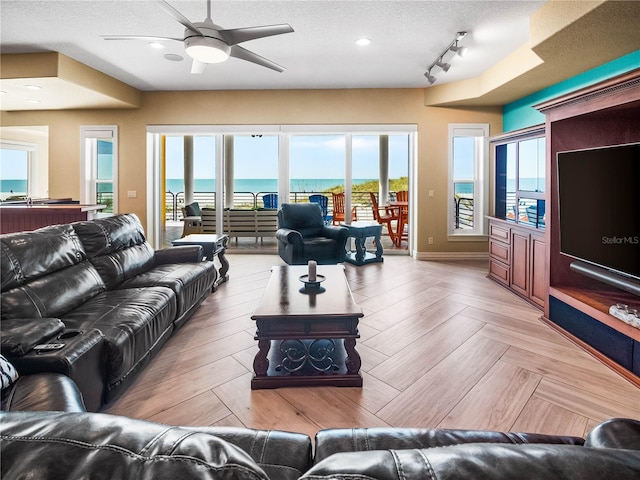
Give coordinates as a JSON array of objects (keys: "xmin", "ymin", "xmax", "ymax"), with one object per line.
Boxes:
[
  {"xmin": 165, "ymin": 191, "xmax": 385, "ymax": 222},
  {"xmin": 167, "ymin": 190, "xmax": 481, "ymax": 231}
]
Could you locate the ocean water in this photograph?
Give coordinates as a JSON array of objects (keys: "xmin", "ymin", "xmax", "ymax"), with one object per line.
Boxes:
[
  {"xmin": 166, "ymin": 178, "xmax": 375, "ymax": 193},
  {"xmin": 0, "ymin": 179, "xmax": 27, "ymax": 197},
  {"xmin": 455, "ymin": 178, "xmax": 544, "ymax": 195}
]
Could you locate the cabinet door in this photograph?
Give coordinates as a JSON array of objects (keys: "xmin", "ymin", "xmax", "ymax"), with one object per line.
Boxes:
[
  {"xmin": 510, "ymin": 231, "xmax": 530, "ymax": 297},
  {"xmin": 530, "ymin": 236, "xmax": 546, "ymax": 307}
]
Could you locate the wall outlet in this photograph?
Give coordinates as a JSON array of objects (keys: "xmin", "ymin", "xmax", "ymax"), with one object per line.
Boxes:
[
  {"xmin": 428, "ymin": 190, "xmax": 434, "ymax": 198},
  {"xmin": 127, "ymin": 190, "xmax": 137, "ymax": 198},
  {"xmin": 428, "ymin": 237, "xmax": 434, "ymax": 245}
]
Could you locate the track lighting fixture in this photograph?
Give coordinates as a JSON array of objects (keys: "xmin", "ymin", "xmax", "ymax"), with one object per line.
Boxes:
[{"xmin": 424, "ymin": 31, "xmax": 467, "ymax": 85}]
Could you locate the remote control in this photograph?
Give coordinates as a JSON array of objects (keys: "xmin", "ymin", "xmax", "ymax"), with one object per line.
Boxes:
[{"xmin": 33, "ymin": 343, "xmax": 66, "ymax": 352}]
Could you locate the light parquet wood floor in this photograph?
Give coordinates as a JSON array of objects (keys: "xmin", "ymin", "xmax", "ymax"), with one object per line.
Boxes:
[{"xmin": 104, "ymin": 254, "xmax": 640, "ymax": 440}]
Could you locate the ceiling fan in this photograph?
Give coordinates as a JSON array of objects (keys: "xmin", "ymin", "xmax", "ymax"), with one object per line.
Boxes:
[{"xmin": 102, "ymin": 0, "xmax": 294, "ymax": 74}]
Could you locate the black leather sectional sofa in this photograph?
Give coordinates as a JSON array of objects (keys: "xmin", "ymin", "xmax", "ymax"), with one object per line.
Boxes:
[
  {"xmin": 1, "ymin": 372, "xmax": 639, "ymax": 480},
  {"xmin": 0, "ymin": 214, "xmax": 217, "ymax": 410}
]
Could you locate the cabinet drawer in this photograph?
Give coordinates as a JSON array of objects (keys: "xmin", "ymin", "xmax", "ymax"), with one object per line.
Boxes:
[
  {"xmin": 489, "ymin": 259, "xmax": 510, "ymax": 285},
  {"xmin": 489, "ymin": 222, "xmax": 510, "ymax": 242},
  {"xmin": 489, "ymin": 238, "xmax": 510, "ymax": 263}
]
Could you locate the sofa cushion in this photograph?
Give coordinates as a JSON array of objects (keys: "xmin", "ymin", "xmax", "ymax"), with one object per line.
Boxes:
[
  {"xmin": 60, "ymin": 286, "xmax": 176, "ymax": 397},
  {"xmin": 73, "ymin": 213, "xmax": 147, "ymax": 256},
  {"xmin": 73, "ymin": 214, "xmax": 156, "ymax": 288},
  {"xmin": 313, "ymin": 426, "xmax": 585, "ymax": 463},
  {"xmin": 191, "ymin": 426, "xmax": 313, "ymax": 480},
  {"xmin": 90, "ymin": 242, "xmax": 156, "ymax": 289},
  {"xmin": 1, "ymin": 224, "xmax": 86, "ymax": 292},
  {"xmin": 118, "ymin": 262, "xmax": 217, "ymax": 326},
  {"xmin": 185, "ymin": 202, "xmax": 201, "ymax": 216},
  {"xmin": 302, "ymin": 444, "xmax": 640, "ymax": 480},
  {"xmin": 1, "ymin": 261, "xmax": 106, "ymax": 319},
  {"xmin": 0, "ymin": 411, "xmax": 271, "ymax": 480}
]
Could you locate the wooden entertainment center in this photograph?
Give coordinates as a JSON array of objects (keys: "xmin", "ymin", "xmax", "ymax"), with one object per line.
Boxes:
[{"xmin": 536, "ymin": 69, "xmax": 640, "ymax": 386}]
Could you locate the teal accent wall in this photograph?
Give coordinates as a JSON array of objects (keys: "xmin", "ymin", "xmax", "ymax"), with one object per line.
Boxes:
[{"xmin": 503, "ymin": 50, "xmax": 640, "ymax": 132}]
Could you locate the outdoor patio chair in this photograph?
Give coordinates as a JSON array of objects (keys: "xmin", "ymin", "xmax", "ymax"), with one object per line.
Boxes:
[
  {"xmin": 331, "ymin": 192, "xmax": 357, "ymax": 225},
  {"xmin": 309, "ymin": 194, "xmax": 331, "ymax": 224},
  {"xmin": 262, "ymin": 193, "xmax": 278, "ymax": 209}
]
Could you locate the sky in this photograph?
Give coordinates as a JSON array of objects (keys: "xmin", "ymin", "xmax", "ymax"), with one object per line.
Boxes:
[
  {"xmin": 164, "ymin": 134, "xmax": 411, "ymax": 179},
  {"xmin": 0, "ymin": 149, "xmax": 28, "ymax": 179}
]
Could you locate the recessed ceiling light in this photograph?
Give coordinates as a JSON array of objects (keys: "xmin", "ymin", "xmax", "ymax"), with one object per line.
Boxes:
[
  {"xmin": 149, "ymin": 42, "xmax": 166, "ymax": 49},
  {"xmin": 355, "ymin": 37, "xmax": 372, "ymax": 47},
  {"xmin": 24, "ymin": 85, "xmax": 42, "ymax": 90},
  {"xmin": 164, "ymin": 54, "xmax": 184, "ymax": 62},
  {"xmin": 27, "ymin": 99, "xmax": 41, "ymax": 104}
]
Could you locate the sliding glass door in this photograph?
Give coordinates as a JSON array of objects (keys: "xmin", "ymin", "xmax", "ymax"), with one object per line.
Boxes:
[{"xmin": 147, "ymin": 125, "xmax": 416, "ymax": 249}]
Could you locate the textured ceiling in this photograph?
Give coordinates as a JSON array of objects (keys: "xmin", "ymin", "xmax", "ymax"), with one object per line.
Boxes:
[{"xmin": 0, "ymin": 0, "xmax": 546, "ymax": 91}]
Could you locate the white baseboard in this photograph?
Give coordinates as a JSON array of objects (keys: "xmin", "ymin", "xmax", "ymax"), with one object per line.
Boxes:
[{"xmin": 414, "ymin": 251, "xmax": 489, "ymax": 261}]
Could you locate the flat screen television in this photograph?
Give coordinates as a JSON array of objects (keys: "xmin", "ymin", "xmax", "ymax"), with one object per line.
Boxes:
[{"xmin": 557, "ymin": 142, "xmax": 640, "ymax": 288}]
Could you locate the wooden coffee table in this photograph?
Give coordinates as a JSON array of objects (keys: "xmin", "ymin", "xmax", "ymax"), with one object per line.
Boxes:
[{"xmin": 251, "ymin": 265, "xmax": 363, "ymax": 389}]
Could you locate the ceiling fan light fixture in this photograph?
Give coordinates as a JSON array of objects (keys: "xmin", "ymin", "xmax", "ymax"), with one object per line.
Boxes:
[{"xmin": 185, "ymin": 36, "xmax": 230, "ymax": 63}]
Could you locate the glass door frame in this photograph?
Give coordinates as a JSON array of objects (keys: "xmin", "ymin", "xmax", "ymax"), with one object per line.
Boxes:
[{"xmin": 146, "ymin": 124, "xmax": 417, "ymax": 249}]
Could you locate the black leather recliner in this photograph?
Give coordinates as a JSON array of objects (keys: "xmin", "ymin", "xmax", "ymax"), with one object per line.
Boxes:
[{"xmin": 276, "ymin": 203, "xmax": 348, "ymax": 265}]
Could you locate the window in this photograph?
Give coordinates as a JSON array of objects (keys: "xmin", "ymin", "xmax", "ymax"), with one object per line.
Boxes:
[
  {"xmin": 448, "ymin": 124, "xmax": 489, "ymax": 236},
  {"xmin": 494, "ymin": 127, "xmax": 545, "ymax": 229},
  {"xmin": 0, "ymin": 142, "xmax": 34, "ymax": 200},
  {"xmin": 81, "ymin": 126, "xmax": 117, "ymax": 213}
]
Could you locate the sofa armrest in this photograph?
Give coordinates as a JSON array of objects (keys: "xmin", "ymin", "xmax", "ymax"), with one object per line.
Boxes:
[
  {"xmin": 319, "ymin": 225, "xmax": 349, "ymax": 241},
  {"xmin": 276, "ymin": 228, "xmax": 303, "ymax": 246},
  {"xmin": 585, "ymin": 418, "xmax": 640, "ymax": 450},
  {"xmin": 9, "ymin": 329, "xmax": 106, "ymax": 412},
  {"xmin": 1, "ymin": 318, "xmax": 65, "ymax": 357},
  {"xmin": 154, "ymin": 245, "xmax": 204, "ymax": 264},
  {"xmin": 2, "ymin": 374, "xmax": 86, "ymax": 412}
]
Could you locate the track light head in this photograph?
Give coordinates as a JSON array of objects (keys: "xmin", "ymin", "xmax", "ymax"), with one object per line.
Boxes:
[
  {"xmin": 449, "ymin": 43, "xmax": 467, "ymax": 57},
  {"xmin": 424, "ymin": 70, "xmax": 437, "ymax": 84},
  {"xmin": 435, "ymin": 59, "xmax": 450, "ymax": 72}
]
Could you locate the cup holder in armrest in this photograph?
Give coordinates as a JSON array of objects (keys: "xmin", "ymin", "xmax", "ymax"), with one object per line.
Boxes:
[{"xmin": 58, "ymin": 330, "xmax": 83, "ymax": 340}]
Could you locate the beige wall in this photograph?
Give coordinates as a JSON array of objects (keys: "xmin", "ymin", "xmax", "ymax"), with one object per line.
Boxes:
[{"xmin": 0, "ymin": 88, "xmax": 502, "ymax": 255}]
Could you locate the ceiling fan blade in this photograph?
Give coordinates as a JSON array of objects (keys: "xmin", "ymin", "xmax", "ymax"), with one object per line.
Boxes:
[
  {"xmin": 101, "ymin": 35, "xmax": 182, "ymax": 42},
  {"xmin": 219, "ymin": 24, "xmax": 294, "ymax": 46},
  {"xmin": 191, "ymin": 60, "xmax": 206, "ymax": 74},
  {"xmin": 157, "ymin": 0, "xmax": 203, "ymax": 36},
  {"xmin": 229, "ymin": 45, "xmax": 286, "ymax": 72}
]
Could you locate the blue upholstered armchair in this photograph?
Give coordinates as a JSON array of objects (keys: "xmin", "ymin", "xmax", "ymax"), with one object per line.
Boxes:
[{"xmin": 276, "ymin": 203, "xmax": 349, "ymax": 265}]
